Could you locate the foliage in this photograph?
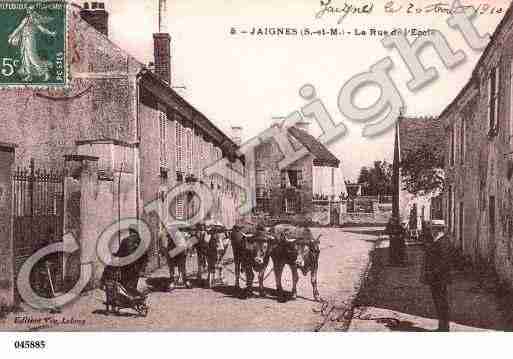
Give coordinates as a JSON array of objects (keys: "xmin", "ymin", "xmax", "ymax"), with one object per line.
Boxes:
[
  {"xmin": 400, "ymin": 143, "xmax": 445, "ymax": 196},
  {"xmin": 357, "ymin": 160, "xmax": 393, "ymax": 196}
]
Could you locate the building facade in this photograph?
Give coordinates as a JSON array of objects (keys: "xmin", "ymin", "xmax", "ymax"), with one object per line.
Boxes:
[
  {"xmin": 253, "ymin": 122, "xmax": 342, "ymax": 224},
  {"xmin": 439, "ymin": 3, "xmax": 513, "ymax": 288},
  {"xmin": 0, "ymin": 2, "xmax": 245, "ymax": 305}
]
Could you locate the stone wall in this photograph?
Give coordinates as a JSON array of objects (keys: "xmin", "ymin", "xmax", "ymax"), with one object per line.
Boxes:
[
  {"xmin": 440, "ymin": 6, "xmax": 513, "ymax": 289},
  {"xmin": 0, "ymin": 5, "xmax": 141, "ymax": 170},
  {"xmin": 0, "ymin": 147, "xmax": 14, "ymax": 305},
  {"xmin": 0, "ymin": 5, "xmax": 144, "ymax": 296}
]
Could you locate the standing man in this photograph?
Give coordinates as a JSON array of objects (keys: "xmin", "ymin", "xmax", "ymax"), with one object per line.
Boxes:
[
  {"xmin": 386, "ymin": 217, "xmax": 406, "ymax": 265},
  {"xmin": 420, "ymin": 220, "xmax": 451, "ymax": 331}
]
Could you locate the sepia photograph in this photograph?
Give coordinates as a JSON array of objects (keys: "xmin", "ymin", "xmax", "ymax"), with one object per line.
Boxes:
[{"xmin": 0, "ymin": 0, "xmax": 512, "ymax": 355}]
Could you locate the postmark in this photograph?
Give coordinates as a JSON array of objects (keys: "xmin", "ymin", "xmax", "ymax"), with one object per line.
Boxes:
[{"xmin": 0, "ymin": 1, "xmax": 67, "ymax": 88}]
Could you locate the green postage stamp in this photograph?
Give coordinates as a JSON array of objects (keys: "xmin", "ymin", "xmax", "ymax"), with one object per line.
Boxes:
[{"xmin": 0, "ymin": 1, "xmax": 67, "ymax": 87}]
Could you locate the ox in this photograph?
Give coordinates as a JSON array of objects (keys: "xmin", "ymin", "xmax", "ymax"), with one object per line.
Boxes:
[
  {"xmin": 271, "ymin": 225, "xmax": 321, "ymax": 302},
  {"xmin": 159, "ymin": 226, "xmax": 192, "ymax": 289},
  {"xmin": 193, "ymin": 224, "xmax": 230, "ymax": 288},
  {"xmin": 231, "ymin": 225, "xmax": 274, "ymax": 298}
]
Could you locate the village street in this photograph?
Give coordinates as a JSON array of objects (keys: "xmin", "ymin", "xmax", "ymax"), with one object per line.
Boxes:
[{"xmin": 2, "ymin": 227, "xmax": 379, "ymax": 332}]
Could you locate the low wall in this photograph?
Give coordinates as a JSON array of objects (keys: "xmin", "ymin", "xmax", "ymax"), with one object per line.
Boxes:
[
  {"xmin": 310, "ymin": 203, "xmax": 331, "ymax": 226},
  {"xmin": 341, "ymin": 212, "xmax": 391, "ymax": 226}
]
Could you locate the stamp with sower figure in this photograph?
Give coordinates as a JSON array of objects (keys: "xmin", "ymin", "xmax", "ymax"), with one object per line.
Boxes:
[{"xmin": 0, "ymin": 1, "xmax": 67, "ymax": 87}]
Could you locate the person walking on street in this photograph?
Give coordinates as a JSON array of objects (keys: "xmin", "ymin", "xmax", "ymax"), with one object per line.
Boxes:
[
  {"xmin": 386, "ymin": 217, "xmax": 406, "ymax": 265},
  {"xmin": 420, "ymin": 221, "xmax": 451, "ymax": 331}
]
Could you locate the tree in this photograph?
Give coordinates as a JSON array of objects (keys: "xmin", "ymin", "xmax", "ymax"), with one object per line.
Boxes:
[
  {"xmin": 357, "ymin": 160, "xmax": 393, "ymax": 196},
  {"xmin": 400, "ymin": 143, "xmax": 445, "ymax": 196}
]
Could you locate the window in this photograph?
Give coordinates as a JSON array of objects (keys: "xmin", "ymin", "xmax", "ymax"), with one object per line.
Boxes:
[
  {"xmin": 489, "ymin": 196, "xmax": 496, "ymax": 238},
  {"xmin": 186, "ymin": 128, "xmax": 193, "ymax": 176},
  {"xmin": 459, "ymin": 202, "xmax": 464, "ymax": 249},
  {"xmin": 431, "ymin": 195, "xmax": 443, "ymax": 220},
  {"xmin": 256, "ymin": 169, "xmax": 267, "ymax": 188},
  {"xmin": 280, "ymin": 170, "xmax": 302, "ymax": 188},
  {"xmin": 452, "ymin": 191, "xmax": 457, "ymax": 235},
  {"xmin": 280, "ymin": 171, "xmax": 288, "ymax": 188},
  {"xmin": 159, "ymin": 106, "xmax": 168, "ymax": 168},
  {"xmin": 510, "ymin": 60, "xmax": 513, "ymax": 143},
  {"xmin": 175, "ymin": 193, "xmax": 185, "ymax": 220},
  {"xmin": 283, "ymin": 196, "xmax": 301, "ymax": 214},
  {"xmin": 450, "ymin": 125, "xmax": 455, "ymax": 166},
  {"xmin": 256, "ymin": 169, "xmax": 270, "ymax": 212},
  {"xmin": 460, "ymin": 117, "xmax": 465, "ymax": 165},
  {"xmin": 175, "ymin": 120, "xmax": 184, "ymax": 174},
  {"xmin": 488, "ymin": 66, "xmax": 500, "ymax": 133},
  {"xmin": 447, "ymin": 185, "xmax": 453, "ymax": 232},
  {"xmin": 193, "ymin": 129, "xmax": 200, "ymax": 179}
]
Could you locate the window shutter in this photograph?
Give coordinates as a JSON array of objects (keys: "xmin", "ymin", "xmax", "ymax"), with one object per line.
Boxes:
[
  {"xmin": 460, "ymin": 117, "xmax": 465, "ymax": 164},
  {"xmin": 176, "ymin": 194, "xmax": 184, "ymax": 220},
  {"xmin": 159, "ymin": 108, "xmax": 168, "ymax": 168},
  {"xmin": 194, "ymin": 130, "xmax": 200, "ymax": 178},
  {"xmin": 176, "ymin": 120, "xmax": 184, "ymax": 174},
  {"xmin": 201, "ymin": 138, "xmax": 205, "ymax": 178},
  {"xmin": 175, "ymin": 121, "xmax": 180, "ymax": 172},
  {"xmin": 495, "ymin": 66, "xmax": 500, "ymax": 130},
  {"xmin": 189, "ymin": 131, "xmax": 193, "ymax": 175},
  {"xmin": 510, "ymin": 60, "xmax": 513, "ymax": 143},
  {"xmin": 488, "ymin": 74, "xmax": 493, "ymax": 130},
  {"xmin": 451, "ymin": 125, "xmax": 455, "ymax": 166}
]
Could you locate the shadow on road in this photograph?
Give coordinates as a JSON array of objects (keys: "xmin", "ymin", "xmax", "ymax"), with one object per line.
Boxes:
[
  {"xmin": 212, "ymin": 285, "xmax": 317, "ymax": 303},
  {"xmin": 145, "ymin": 277, "xmax": 173, "ymax": 292},
  {"xmin": 92, "ymin": 309, "xmax": 142, "ymax": 318},
  {"xmin": 375, "ymin": 317, "xmax": 431, "ymax": 332},
  {"xmin": 353, "ymin": 245, "xmax": 513, "ymax": 331},
  {"xmin": 342, "ymin": 229, "xmax": 385, "ymax": 238}
]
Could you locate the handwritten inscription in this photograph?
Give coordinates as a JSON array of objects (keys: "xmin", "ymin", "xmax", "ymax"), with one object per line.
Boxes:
[
  {"xmin": 384, "ymin": 1, "xmax": 504, "ymax": 15},
  {"xmin": 316, "ymin": 0, "xmax": 374, "ymax": 20},
  {"xmin": 314, "ymin": 0, "xmax": 504, "ymax": 22}
]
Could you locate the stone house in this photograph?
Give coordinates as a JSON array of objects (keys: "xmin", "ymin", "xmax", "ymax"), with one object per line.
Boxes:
[
  {"xmin": 253, "ymin": 121, "xmax": 342, "ymax": 224},
  {"xmin": 0, "ymin": 2, "xmax": 245, "ymax": 306},
  {"xmin": 439, "ymin": 2, "xmax": 513, "ymax": 288}
]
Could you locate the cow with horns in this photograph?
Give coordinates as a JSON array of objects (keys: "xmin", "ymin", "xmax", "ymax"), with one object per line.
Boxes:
[
  {"xmin": 271, "ymin": 224, "xmax": 321, "ymax": 302},
  {"xmin": 230, "ymin": 224, "xmax": 275, "ymax": 298}
]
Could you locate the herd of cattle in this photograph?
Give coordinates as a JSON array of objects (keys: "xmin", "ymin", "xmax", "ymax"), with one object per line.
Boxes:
[{"xmin": 159, "ymin": 223, "xmax": 321, "ymax": 302}]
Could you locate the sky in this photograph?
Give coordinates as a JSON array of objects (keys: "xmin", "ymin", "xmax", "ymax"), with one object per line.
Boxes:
[{"xmin": 100, "ymin": 0, "xmax": 509, "ymax": 180}]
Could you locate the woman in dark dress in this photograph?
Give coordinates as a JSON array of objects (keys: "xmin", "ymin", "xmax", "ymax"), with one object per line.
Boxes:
[{"xmin": 101, "ymin": 228, "xmax": 149, "ymax": 295}]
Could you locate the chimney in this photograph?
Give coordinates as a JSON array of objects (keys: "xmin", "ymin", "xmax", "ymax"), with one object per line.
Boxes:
[
  {"xmin": 80, "ymin": 2, "xmax": 109, "ymax": 37},
  {"xmin": 231, "ymin": 126, "xmax": 242, "ymax": 146},
  {"xmin": 295, "ymin": 120, "xmax": 311, "ymax": 133},
  {"xmin": 153, "ymin": 0, "xmax": 171, "ymax": 84},
  {"xmin": 271, "ymin": 117, "xmax": 283, "ymax": 128}
]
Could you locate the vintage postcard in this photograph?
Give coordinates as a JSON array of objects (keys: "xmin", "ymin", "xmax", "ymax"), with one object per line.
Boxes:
[{"xmin": 0, "ymin": 0, "xmax": 513, "ymax": 349}]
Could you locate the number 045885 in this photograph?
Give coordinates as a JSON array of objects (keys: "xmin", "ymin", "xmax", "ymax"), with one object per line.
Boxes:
[{"xmin": 14, "ymin": 340, "xmax": 46, "ymax": 350}]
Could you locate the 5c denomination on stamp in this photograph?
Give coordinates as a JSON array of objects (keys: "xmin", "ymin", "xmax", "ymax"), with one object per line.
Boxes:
[{"xmin": 0, "ymin": 0, "xmax": 67, "ymax": 88}]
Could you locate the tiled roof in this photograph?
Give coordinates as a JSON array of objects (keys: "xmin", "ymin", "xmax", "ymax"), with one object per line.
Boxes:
[
  {"xmin": 398, "ymin": 116, "xmax": 445, "ymax": 159},
  {"xmin": 287, "ymin": 127, "xmax": 340, "ymax": 168}
]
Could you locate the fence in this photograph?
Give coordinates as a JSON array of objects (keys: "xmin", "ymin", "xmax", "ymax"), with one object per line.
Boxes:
[{"xmin": 12, "ymin": 159, "xmax": 64, "ymax": 302}]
